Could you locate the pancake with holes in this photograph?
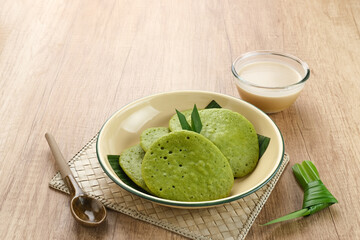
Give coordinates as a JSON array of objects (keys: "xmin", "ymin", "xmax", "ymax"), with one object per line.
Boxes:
[
  {"xmin": 119, "ymin": 144, "xmax": 151, "ymax": 192},
  {"xmin": 140, "ymin": 127, "xmax": 169, "ymax": 152},
  {"xmin": 141, "ymin": 130, "xmax": 234, "ymax": 201},
  {"xmin": 169, "ymin": 108, "xmax": 259, "ymax": 178}
]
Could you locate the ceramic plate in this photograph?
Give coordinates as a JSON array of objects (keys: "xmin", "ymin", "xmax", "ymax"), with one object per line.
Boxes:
[{"xmin": 96, "ymin": 90, "xmax": 284, "ymax": 208}]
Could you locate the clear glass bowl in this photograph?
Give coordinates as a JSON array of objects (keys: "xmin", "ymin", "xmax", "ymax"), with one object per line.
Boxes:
[{"xmin": 232, "ymin": 51, "xmax": 310, "ymax": 113}]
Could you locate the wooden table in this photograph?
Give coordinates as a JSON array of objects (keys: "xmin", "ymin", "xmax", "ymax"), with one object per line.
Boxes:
[{"xmin": 1, "ymin": 0, "xmax": 359, "ymax": 239}]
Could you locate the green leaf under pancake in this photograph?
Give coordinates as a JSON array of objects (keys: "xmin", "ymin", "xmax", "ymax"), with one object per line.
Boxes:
[
  {"xmin": 107, "ymin": 155, "xmax": 148, "ymax": 193},
  {"xmin": 205, "ymin": 100, "xmax": 222, "ymax": 109},
  {"xmin": 257, "ymin": 134, "xmax": 271, "ymax": 159}
]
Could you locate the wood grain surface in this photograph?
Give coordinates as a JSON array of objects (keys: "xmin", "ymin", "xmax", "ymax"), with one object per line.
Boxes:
[{"xmin": 1, "ymin": 0, "xmax": 359, "ymax": 239}]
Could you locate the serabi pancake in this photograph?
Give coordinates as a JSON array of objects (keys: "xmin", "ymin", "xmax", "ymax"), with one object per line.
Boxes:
[
  {"xmin": 119, "ymin": 144, "xmax": 151, "ymax": 192},
  {"xmin": 169, "ymin": 108, "xmax": 259, "ymax": 177},
  {"xmin": 141, "ymin": 131, "xmax": 234, "ymax": 201},
  {"xmin": 140, "ymin": 127, "xmax": 169, "ymax": 152}
]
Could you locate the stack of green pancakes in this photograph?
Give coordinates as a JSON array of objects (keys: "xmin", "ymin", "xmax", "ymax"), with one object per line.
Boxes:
[{"xmin": 119, "ymin": 108, "xmax": 259, "ymax": 202}]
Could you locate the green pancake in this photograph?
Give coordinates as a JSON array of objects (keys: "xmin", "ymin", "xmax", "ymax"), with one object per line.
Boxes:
[
  {"xmin": 119, "ymin": 144, "xmax": 151, "ymax": 192},
  {"xmin": 169, "ymin": 108, "xmax": 259, "ymax": 177},
  {"xmin": 140, "ymin": 127, "xmax": 170, "ymax": 152},
  {"xmin": 141, "ymin": 131, "xmax": 234, "ymax": 201}
]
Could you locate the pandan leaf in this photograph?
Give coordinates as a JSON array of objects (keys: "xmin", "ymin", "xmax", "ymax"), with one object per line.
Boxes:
[
  {"xmin": 176, "ymin": 109, "xmax": 192, "ymax": 131},
  {"xmin": 191, "ymin": 105, "xmax": 202, "ymax": 133},
  {"xmin": 205, "ymin": 100, "xmax": 222, "ymax": 109},
  {"xmin": 107, "ymin": 155, "xmax": 148, "ymax": 193},
  {"xmin": 258, "ymin": 134, "xmax": 270, "ymax": 159},
  {"xmin": 262, "ymin": 208, "xmax": 310, "ymax": 225},
  {"xmin": 263, "ymin": 160, "xmax": 338, "ymax": 225}
]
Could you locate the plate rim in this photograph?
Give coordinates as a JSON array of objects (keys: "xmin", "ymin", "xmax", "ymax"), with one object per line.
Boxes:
[{"xmin": 96, "ymin": 90, "xmax": 285, "ymax": 208}]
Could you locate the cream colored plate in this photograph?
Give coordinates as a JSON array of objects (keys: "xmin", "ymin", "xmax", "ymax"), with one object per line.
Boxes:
[{"xmin": 96, "ymin": 90, "xmax": 284, "ymax": 208}]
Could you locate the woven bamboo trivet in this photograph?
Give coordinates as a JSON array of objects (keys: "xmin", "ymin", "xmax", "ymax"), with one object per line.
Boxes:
[{"xmin": 49, "ymin": 134, "xmax": 289, "ymax": 240}]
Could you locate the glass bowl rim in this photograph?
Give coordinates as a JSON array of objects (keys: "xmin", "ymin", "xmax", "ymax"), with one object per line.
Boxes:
[{"xmin": 231, "ymin": 50, "xmax": 310, "ymax": 90}]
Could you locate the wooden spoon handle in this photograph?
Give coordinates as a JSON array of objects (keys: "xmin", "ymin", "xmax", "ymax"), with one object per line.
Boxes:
[
  {"xmin": 45, "ymin": 133, "xmax": 84, "ymax": 197},
  {"xmin": 45, "ymin": 133, "xmax": 73, "ymax": 178}
]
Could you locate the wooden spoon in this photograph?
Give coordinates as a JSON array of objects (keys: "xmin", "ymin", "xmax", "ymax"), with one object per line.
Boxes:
[{"xmin": 45, "ymin": 133, "xmax": 107, "ymax": 227}]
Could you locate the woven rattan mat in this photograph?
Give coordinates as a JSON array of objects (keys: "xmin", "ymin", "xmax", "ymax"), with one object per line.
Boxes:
[{"xmin": 49, "ymin": 135, "xmax": 289, "ymax": 240}]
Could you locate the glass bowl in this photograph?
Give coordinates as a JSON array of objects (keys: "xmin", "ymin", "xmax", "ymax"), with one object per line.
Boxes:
[{"xmin": 232, "ymin": 51, "xmax": 310, "ymax": 113}]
